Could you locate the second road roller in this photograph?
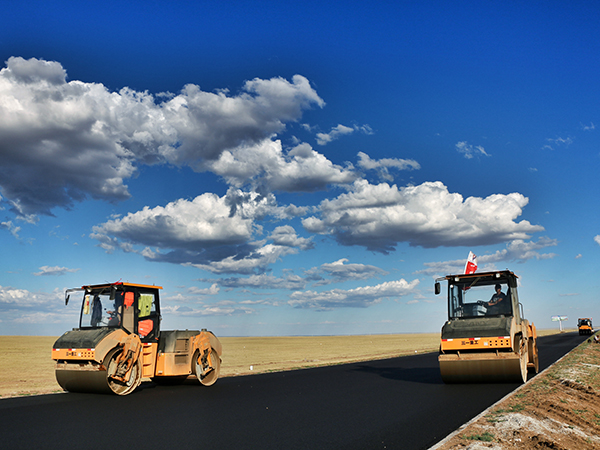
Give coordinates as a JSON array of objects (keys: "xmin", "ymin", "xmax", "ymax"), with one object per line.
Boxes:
[
  {"xmin": 434, "ymin": 269, "xmax": 539, "ymax": 383},
  {"xmin": 52, "ymin": 282, "xmax": 222, "ymax": 395}
]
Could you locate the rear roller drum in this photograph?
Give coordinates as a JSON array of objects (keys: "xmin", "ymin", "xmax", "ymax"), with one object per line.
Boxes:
[
  {"xmin": 194, "ymin": 348, "xmax": 221, "ymax": 386},
  {"xmin": 105, "ymin": 348, "xmax": 142, "ymax": 395}
]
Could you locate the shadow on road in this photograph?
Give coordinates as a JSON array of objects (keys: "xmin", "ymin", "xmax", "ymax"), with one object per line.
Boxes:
[{"xmin": 353, "ymin": 363, "xmax": 443, "ymax": 384}]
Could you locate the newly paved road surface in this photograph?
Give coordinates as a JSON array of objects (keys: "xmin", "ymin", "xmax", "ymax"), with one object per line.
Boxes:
[{"xmin": 0, "ymin": 332, "xmax": 587, "ymax": 450}]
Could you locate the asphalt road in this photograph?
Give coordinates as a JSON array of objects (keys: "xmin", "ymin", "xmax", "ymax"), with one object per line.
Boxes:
[{"xmin": 0, "ymin": 332, "xmax": 587, "ymax": 450}]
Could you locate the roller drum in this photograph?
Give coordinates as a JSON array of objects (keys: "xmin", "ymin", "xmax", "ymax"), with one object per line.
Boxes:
[
  {"xmin": 55, "ymin": 349, "xmax": 142, "ymax": 395},
  {"xmin": 440, "ymin": 341, "xmax": 528, "ymax": 384},
  {"xmin": 56, "ymin": 366, "xmax": 113, "ymax": 394}
]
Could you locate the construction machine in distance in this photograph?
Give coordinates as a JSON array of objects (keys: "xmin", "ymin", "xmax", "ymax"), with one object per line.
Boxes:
[
  {"xmin": 52, "ymin": 282, "xmax": 222, "ymax": 395},
  {"xmin": 435, "ymin": 270, "xmax": 539, "ymax": 383},
  {"xmin": 578, "ymin": 318, "xmax": 593, "ymax": 335}
]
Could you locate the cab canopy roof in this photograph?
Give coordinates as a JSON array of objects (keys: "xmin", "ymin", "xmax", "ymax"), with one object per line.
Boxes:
[
  {"xmin": 81, "ymin": 282, "xmax": 163, "ymax": 291},
  {"xmin": 438, "ymin": 270, "xmax": 518, "ymax": 283}
]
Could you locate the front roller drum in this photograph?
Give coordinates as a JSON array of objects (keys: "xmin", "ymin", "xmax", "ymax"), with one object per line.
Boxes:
[
  {"xmin": 56, "ymin": 364, "xmax": 113, "ymax": 394},
  {"xmin": 55, "ymin": 349, "xmax": 142, "ymax": 395},
  {"xmin": 440, "ymin": 348, "xmax": 528, "ymax": 384}
]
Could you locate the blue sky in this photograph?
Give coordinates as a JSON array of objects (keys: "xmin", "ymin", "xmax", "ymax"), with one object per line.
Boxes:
[{"xmin": 1, "ymin": 1, "xmax": 599, "ymax": 337}]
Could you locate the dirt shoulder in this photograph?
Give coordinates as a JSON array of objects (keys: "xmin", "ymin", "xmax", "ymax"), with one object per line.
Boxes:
[{"xmin": 431, "ymin": 332, "xmax": 600, "ymax": 450}]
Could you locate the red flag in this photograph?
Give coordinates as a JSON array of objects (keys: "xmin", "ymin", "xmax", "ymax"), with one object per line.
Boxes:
[{"xmin": 464, "ymin": 251, "xmax": 477, "ymax": 274}]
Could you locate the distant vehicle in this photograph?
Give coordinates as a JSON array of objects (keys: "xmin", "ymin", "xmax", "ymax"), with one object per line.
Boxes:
[
  {"xmin": 435, "ymin": 269, "xmax": 539, "ymax": 383},
  {"xmin": 577, "ymin": 318, "xmax": 593, "ymax": 335},
  {"xmin": 52, "ymin": 282, "xmax": 222, "ymax": 395}
]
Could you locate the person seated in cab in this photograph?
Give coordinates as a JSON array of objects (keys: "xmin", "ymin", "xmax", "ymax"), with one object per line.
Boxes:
[
  {"xmin": 487, "ymin": 284, "xmax": 510, "ymax": 315},
  {"xmin": 107, "ymin": 293, "xmax": 124, "ymax": 326}
]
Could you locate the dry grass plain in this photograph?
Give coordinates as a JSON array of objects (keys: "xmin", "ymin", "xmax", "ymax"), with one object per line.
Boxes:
[{"xmin": 0, "ymin": 329, "xmax": 565, "ymax": 399}]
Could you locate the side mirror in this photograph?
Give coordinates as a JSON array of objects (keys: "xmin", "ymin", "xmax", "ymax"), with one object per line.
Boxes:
[
  {"xmin": 65, "ymin": 294, "xmax": 70, "ymax": 306},
  {"xmin": 434, "ymin": 282, "xmax": 441, "ymax": 295}
]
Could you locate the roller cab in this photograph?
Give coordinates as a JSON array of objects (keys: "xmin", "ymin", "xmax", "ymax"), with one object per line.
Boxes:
[
  {"xmin": 435, "ymin": 270, "xmax": 539, "ymax": 384},
  {"xmin": 52, "ymin": 282, "xmax": 222, "ymax": 395}
]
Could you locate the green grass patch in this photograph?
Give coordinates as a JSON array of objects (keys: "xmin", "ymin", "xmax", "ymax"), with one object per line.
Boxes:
[{"xmin": 462, "ymin": 431, "xmax": 495, "ymax": 442}]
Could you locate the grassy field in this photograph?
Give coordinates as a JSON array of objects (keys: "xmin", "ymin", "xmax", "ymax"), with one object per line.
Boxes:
[{"xmin": 0, "ymin": 329, "xmax": 567, "ymax": 398}]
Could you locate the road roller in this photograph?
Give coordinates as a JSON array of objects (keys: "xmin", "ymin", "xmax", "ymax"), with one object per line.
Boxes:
[
  {"xmin": 578, "ymin": 318, "xmax": 593, "ymax": 335},
  {"xmin": 434, "ymin": 269, "xmax": 538, "ymax": 383},
  {"xmin": 52, "ymin": 282, "xmax": 222, "ymax": 395}
]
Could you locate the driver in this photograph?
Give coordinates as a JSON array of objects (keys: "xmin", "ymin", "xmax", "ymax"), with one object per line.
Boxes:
[
  {"xmin": 107, "ymin": 294, "xmax": 124, "ymax": 326},
  {"xmin": 487, "ymin": 284, "xmax": 506, "ymax": 309}
]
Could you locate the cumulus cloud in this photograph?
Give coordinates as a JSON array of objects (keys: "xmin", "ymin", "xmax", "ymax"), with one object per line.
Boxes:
[
  {"xmin": 288, "ymin": 278, "xmax": 419, "ymax": 310},
  {"xmin": 91, "ymin": 190, "xmax": 314, "ymax": 274},
  {"xmin": 455, "ymin": 141, "xmax": 490, "ymax": 159},
  {"xmin": 162, "ymin": 75, "xmax": 324, "ymax": 166},
  {"xmin": 33, "ymin": 265, "xmax": 80, "ymax": 276},
  {"xmin": 269, "ymin": 225, "xmax": 313, "ymax": 250},
  {"xmin": 91, "ymin": 190, "xmax": 260, "ymax": 253},
  {"xmin": 416, "ymin": 237, "xmax": 558, "ymax": 276},
  {"xmin": 595, "ymin": 235, "xmax": 600, "ymax": 246},
  {"xmin": 203, "ymin": 140, "xmax": 358, "ymax": 191},
  {"xmin": 0, "ymin": 56, "xmax": 323, "ymax": 217},
  {"xmin": 303, "ymin": 180, "xmax": 544, "ymax": 252}
]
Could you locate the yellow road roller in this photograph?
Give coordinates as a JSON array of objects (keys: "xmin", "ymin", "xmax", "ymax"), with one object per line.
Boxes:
[
  {"xmin": 52, "ymin": 282, "xmax": 222, "ymax": 395},
  {"xmin": 577, "ymin": 318, "xmax": 593, "ymax": 335},
  {"xmin": 434, "ymin": 270, "xmax": 538, "ymax": 383}
]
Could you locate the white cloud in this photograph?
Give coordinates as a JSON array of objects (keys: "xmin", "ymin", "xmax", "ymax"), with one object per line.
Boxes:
[
  {"xmin": 581, "ymin": 122, "xmax": 595, "ymax": 131},
  {"xmin": 33, "ymin": 265, "xmax": 80, "ymax": 276},
  {"xmin": 315, "ymin": 124, "xmax": 373, "ymax": 145},
  {"xmin": 455, "ymin": 141, "xmax": 490, "ymax": 159},
  {"xmin": 1, "ymin": 220, "xmax": 21, "ymax": 238},
  {"xmin": 91, "ymin": 189, "xmax": 265, "ymax": 253},
  {"xmin": 288, "ymin": 278, "xmax": 419, "ymax": 310},
  {"xmin": 543, "ymin": 136, "xmax": 573, "ymax": 150},
  {"xmin": 212, "ymin": 273, "xmax": 308, "ymax": 290},
  {"xmin": 313, "ymin": 258, "xmax": 388, "ymax": 285},
  {"xmin": 161, "ymin": 75, "xmax": 324, "ymax": 167},
  {"xmin": 0, "ymin": 57, "xmax": 323, "ymax": 217},
  {"xmin": 187, "ymin": 242, "xmax": 300, "ymax": 274},
  {"xmin": 357, "ymin": 152, "xmax": 420, "ymax": 171},
  {"xmin": 269, "ymin": 225, "xmax": 313, "ymax": 250},
  {"xmin": 416, "ymin": 237, "xmax": 558, "ymax": 276},
  {"xmin": 357, "ymin": 151, "xmax": 420, "ymax": 181},
  {"xmin": 595, "ymin": 235, "xmax": 600, "ymax": 246},
  {"xmin": 303, "ymin": 180, "xmax": 543, "ymax": 252},
  {"xmin": 187, "ymin": 284, "xmax": 220, "ymax": 296},
  {"xmin": 0, "ymin": 285, "xmax": 61, "ymax": 307},
  {"xmin": 91, "ymin": 192, "xmax": 315, "ymax": 274},
  {"xmin": 316, "ymin": 124, "xmax": 355, "ymax": 145},
  {"xmin": 204, "ymin": 140, "xmax": 358, "ymax": 192},
  {"xmin": 162, "ymin": 303, "xmax": 254, "ymax": 317}
]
